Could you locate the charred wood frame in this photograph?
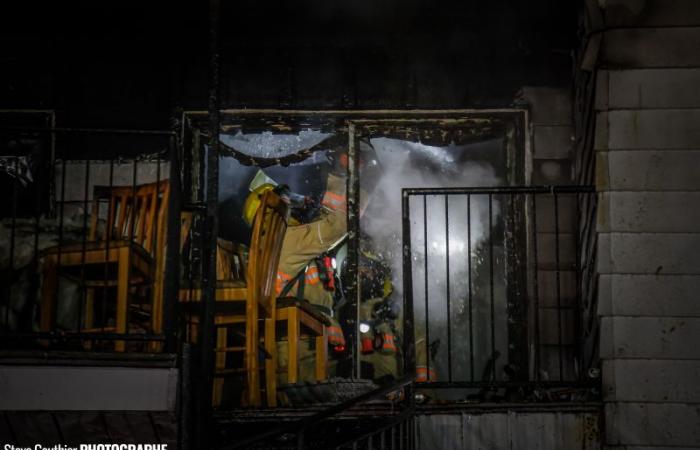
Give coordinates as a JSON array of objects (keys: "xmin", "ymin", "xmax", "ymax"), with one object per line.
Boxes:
[{"xmin": 180, "ymin": 109, "xmax": 531, "ymax": 384}]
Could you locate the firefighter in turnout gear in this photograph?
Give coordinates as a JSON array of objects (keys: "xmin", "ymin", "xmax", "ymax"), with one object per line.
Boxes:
[
  {"xmin": 356, "ymin": 248, "xmax": 401, "ymax": 383},
  {"xmin": 274, "ymin": 172, "xmax": 347, "ymax": 349}
]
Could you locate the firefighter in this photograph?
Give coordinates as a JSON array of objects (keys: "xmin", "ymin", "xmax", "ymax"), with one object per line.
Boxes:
[
  {"xmin": 347, "ymin": 244, "xmax": 401, "ymax": 384},
  {"xmin": 359, "ymin": 297, "xmax": 400, "ymax": 384},
  {"xmin": 243, "ymin": 171, "xmax": 348, "ymax": 390}
]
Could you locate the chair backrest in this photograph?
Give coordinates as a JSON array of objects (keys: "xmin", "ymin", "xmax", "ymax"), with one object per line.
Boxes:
[
  {"xmin": 246, "ymin": 190, "xmax": 289, "ymax": 313},
  {"xmin": 216, "ymin": 238, "xmax": 247, "ymax": 282},
  {"xmin": 89, "ymin": 180, "xmax": 170, "ymax": 257}
]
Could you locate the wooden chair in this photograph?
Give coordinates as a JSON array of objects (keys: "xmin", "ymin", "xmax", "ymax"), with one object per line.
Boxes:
[
  {"xmin": 179, "ymin": 190, "xmax": 288, "ymax": 407},
  {"xmin": 247, "ymin": 193, "xmax": 330, "ymax": 407},
  {"xmin": 178, "ymin": 190, "xmax": 329, "ymax": 408},
  {"xmin": 271, "ymin": 298, "xmax": 329, "ymax": 390},
  {"xmin": 40, "ymin": 181, "xmax": 169, "ymax": 352}
]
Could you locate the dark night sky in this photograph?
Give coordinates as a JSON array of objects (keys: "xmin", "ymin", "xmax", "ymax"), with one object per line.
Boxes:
[{"xmin": 1, "ymin": 1, "xmax": 579, "ymax": 129}]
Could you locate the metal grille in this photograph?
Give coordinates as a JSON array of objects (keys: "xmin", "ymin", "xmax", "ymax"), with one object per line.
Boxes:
[
  {"xmin": 402, "ymin": 185, "xmax": 597, "ymax": 390},
  {"xmin": 0, "ymin": 125, "xmax": 180, "ymax": 353}
]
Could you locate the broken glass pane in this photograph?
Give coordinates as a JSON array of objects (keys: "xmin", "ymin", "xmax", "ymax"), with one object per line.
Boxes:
[{"xmin": 219, "ymin": 130, "xmax": 331, "ymax": 159}]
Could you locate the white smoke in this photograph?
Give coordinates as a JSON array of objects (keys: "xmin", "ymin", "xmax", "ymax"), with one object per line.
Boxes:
[
  {"xmin": 361, "ymin": 137, "xmax": 506, "ymax": 383},
  {"xmin": 361, "ymin": 137, "xmax": 501, "ymax": 294}
]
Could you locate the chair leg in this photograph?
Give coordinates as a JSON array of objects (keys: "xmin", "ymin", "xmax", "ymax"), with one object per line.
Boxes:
[
  {"xmin": 189, "ymin": 318, "xmax": 199, "ymax": 344},
  {"xmin": 287, "ymin": 308, "xmax": 300, "ymax": 384},
  {"xmin": 246, "ymin": 302, "xmax": 261, "ymax": 407},
  {"xmin": 40, "ymin": 256, "xmax": 58, "ymax": 340},
  {"xmin": 213, "ymin": 320, "xmax": 227, "ymax": 408},
  {"xmin": 264, "ymin": 317, "xmax": 277, "ymax": 407},
  {"xmin": 115, "ymin": 247, "xmax": 130, "ymax": 352},
  {"xmin": 149, "ymin": 279, "xmax": 163, "ymax": 353},
  {"xmin": 315, "ymin": 327, "xmax": 328, "ymax": 381},
  {"xmin": 83, "ymin": 288, "xmax": 95, "ymax": 351},
  {"xmin": 85, "ymin": 288, "xmax": 95, "ymax": 330}
]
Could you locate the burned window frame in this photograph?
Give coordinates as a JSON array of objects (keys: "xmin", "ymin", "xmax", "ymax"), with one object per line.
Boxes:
[{"xmin": 181, "ymin": 109, "xmax": 531, "ymax": 381}]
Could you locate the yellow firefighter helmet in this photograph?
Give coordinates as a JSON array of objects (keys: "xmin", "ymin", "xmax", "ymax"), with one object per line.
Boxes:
[{"xmin": 243, "ymin": 183, "xmax": 275, "ymax": 226}]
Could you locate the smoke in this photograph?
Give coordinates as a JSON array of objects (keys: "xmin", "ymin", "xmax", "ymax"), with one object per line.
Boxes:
[
  {"xmin": 361, "ymin": 137, "xmax": 501, "ymax": 294},
  {"xmin": 214, "ymin": 131, "xmax": 509, "ymax": 381},
  {"xmin": 360, "ymin": 137, "xmax": 506, "ymax": 383}
]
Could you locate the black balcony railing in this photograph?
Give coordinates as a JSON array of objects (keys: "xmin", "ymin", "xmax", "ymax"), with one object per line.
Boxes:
[
  {"xmin": 0, "ymin": 125, "xmax": 180, "ymax": 353},
  {"xmin": 221, "ymin": 374, "xmax": 416, "ymax": 450},
  {"xmin": 402, "ymin": 185, "xmax": 597, "ymax": 392}
]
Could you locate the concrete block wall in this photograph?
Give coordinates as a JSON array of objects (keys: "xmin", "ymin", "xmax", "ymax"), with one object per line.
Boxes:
[{"xmin": 593, "ymin": 1, "xmax": 700, "ymax": 447}]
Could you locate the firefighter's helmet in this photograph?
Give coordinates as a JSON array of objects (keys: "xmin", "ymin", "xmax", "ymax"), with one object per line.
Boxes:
[{"xmin": 243, "ymin": 183, "xmax": 275, "ymax": 226}]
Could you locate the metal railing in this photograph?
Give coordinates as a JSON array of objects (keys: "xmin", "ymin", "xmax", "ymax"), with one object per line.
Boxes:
[
  {"xmin": 332, "ymin": 408, "xmax": 415, "ymax": 450},
  {"xmin": 0, "ymin": 125, "xmax": 181, "ymax": 353},
  {"xmin": 221, "ymin": 374, "xmax": 416, "ymax": 450},
  {"xmin": 402, "ymin": 185, "xmax": 597, "ymax": 392}
]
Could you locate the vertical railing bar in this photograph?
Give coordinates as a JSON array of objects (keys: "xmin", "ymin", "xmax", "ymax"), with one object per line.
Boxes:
[
  {"xmin": 399, "ymin": 419, "xmax": 404, "ymax": 449},
  {"xmin": 102, "ymin": 159, "xmax": 115, "ymax": 333},
  {"xmin": 347, "ymin": 125, "xmax": 361, "ymax": 378},
  {"xmin": 403, "ymin": 419, "xmax": 407, "ymax": 450},
  {"xmin": 554, "ymin": 192, "xmax": 563, "ymax": 381},
  {"xmin": 78, "ymin": 159, "xmax": 90, "ymax": 332},
  {"xmin": 32, "ymin": 150, "xmax": 44, "ymax": 328},
  {"xmin": 163, "ymin": 132, "xmax": 182, "ymax": 353},
  {"xmin": 7, "ymin": 158, "xmax": 18, "ymax": 328},
  {"xmin": 380, "ymin": 429, "xmax": 386, "ymax": 450},
  {"xmin": 423, "ymin": 195, "xmax": 430, "ymax": 381},
  {"xmin": 199, "ymin": 202, "xmax": 208, "ymax": 302},
  {"xmin": 297, "ymin": 427, "xmax": 305, "ymax": 450},
  {"xmin": 467, "ymin": 193, "xmax": 474, "ymax": 381},
  {"xmin": 391, "ymin": 423, "xmax": 395, "ymax": 450},
  {"xmin": 186, "ymin": 182, "xmax": 197, "ymax": 343},
  {"xmin": 488, "ymin": 193, "xmax": 495, "ymax": 378},
  {"xmin": 197, "ymin": 0, "xmax": 221, "ymax": 444},
  {"xmin": 444, "ymin": 195, "xmax": 452, "ymax": 382},
  {"xmin": 130, "ymin": 159, "xmax": 138, "ymax": 240},
  {"xmin": 401, "ymin": 419, "xmax": 411, "ymax": 449},
  {"xmin": 152, "ymin": 152, "xmax": 162, "ymax": 353},
  {"xmin": 124, "ymin": 158, "xmax": 138, "ymax": 347},
  {"xmin": 531, "ymin": 193, "xmax": 541, "ymax": 381},
  {"xmin": 401, "ymin": 190, "xmax": 415, "ymax": 379},
  {"xmin": 154, "ymin": 154, "xmax": 162, "ymax": 336},
  {"xmin": 412, "ymin": 415, "xmax": 417, "ymax": 450},
  {"xmin": 367, "ymin": 435, "xmax": 372, "ymax": 450},
  {"xmin": 8, "ymin": 158, "xmax": 18, "ymax": 271},
  {"xmin": 574, "ymin": 193, "xmax": 583, "ymax": 380},
  {"xmin": 53, "ymin": 159, "xmax": 67, "ymax": 339}
]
